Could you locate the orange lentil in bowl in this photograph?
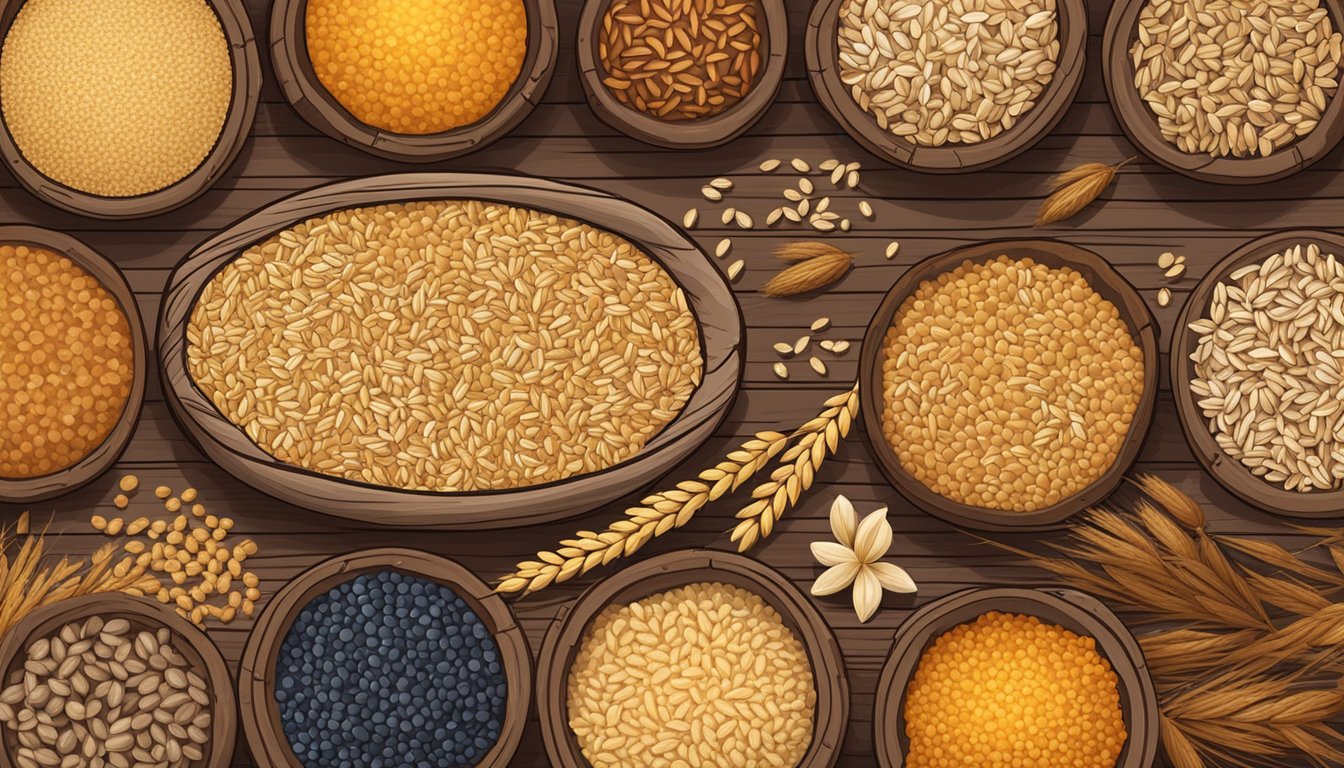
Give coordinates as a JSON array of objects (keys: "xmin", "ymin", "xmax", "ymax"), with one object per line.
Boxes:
[
  {"xmin": 0, "ymin": 245, "xmax": 134, "ymax": 478},
  {"xmin": 305, "ymin": 0, "xmax": 528, "ymax": 135},
  {"xmin": 904, "ymin": 611, "xmax": 1127, "ymax": 768}
]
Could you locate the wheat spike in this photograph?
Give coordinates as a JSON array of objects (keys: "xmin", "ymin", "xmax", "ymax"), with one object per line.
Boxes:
[
  {"xmin": 763, "ymin": 249, "xmax": 853, "ymax": 297},
  {"xmin": 1034, "ymin": 157, "xmax": 1133, "ymax": 227},
  {"xmin": 774, "ymin": 241, "xmax": 852, "ymax": 263}
]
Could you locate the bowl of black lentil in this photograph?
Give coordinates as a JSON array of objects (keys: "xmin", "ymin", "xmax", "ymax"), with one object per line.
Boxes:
[{"xmin": 238, "ymin": 549, "xmax": 531, "ymax": 768}]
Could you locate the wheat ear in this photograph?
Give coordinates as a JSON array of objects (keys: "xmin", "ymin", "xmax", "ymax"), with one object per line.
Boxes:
[{"xmin": 730, "ymin": 384, "xmax": 859, "ymax": 551}]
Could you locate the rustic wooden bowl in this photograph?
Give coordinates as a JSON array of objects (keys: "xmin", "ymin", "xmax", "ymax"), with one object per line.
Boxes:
[
  {"xmin": 806, "ymin": 0, "xmax": 1086, "ymax": 172},
  {"xmin": 1172, "ymin": 230, "xmax": 1344, "ymax": 515},
  {"xmin": 536, "ymin": 549, "xmax": 849, "ymax": 768},
  {"xmin": 0, "ymin": 226, "xmax": 146, "ymax": 503},
  {"xmin": 859, "ymin": 239, "xmax": 1158, "ymax": 531},
  {"xmin": 0, "ymin": 0, "xmax": 259, "ymax": 219},
  {"xmin": 270, "ymin": 0, "xmax": 558, "ymax": 163},
  {"xmin": 158, "ymin": 172, "xmax": 743, "ymax": 529},
  {"xmin": 1104, "ymin": 0, "xmax": 1344, "ymax": 184},
  {"xmin": 872, "ymin": 587, "xmax": 1160, "ymax": 768},
  {"xmin": 0, "ymin": 593, "xmax": 236, "ymax": 768},
  {"xmin": 575, "ymin": 0, "xmax": 788, "ymax": 149},
  {"xmin": 238, "ymin": 549, "xmax": 531, "ymax": 768}
]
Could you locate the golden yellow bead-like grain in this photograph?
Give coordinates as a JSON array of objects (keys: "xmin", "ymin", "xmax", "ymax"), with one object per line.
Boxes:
[
  {"xmin": 881, "ymin": 255, "xmax": 1144, "ymax": 512},
  {"xmin": 904, "ymin": 611, "xmax": 1127, "ymax": 768},
  {"xmin": 0, "ymin": 245, "xmax": 133, "ymax": 478},
  {"xmin": 305, "ymin": 0, "xmax": 527, "ymax": 135},
  {"xmin": 0, "ymin": 0, "xmax": 231, "ymax": 197},
  {"xmin": 568, "ymin": 582, "xmax": 816, "ymax": 768}
]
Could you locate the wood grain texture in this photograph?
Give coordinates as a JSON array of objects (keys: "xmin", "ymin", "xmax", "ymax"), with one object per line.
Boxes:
[{"xmin": 0, "ymin": 0, "xmax": 1336, "ymax": 764}]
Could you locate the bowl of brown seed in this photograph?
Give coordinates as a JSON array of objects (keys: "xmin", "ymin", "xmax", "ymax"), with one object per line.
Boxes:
[
  {"xmin": 576, "ymin": 0, "xmax": 789, "ymax": 148},
  {"xmin": 0, "ymin": 593, "xmax": 234, "ymax": 768},
  {"xmin": 806, "ymin": 0, "xmax": 1086, "ymax": 172},
  {"xmin": 859, "ymin": 239, "xmax": 1159, "ymax": 531},
  {"xmin": 1105, "ymin": 0, "xmax": 1344, "ymax": 184},
  {"xmin": 1173, "ymin": 230, "xmax": 1344, "ymax": 515}
]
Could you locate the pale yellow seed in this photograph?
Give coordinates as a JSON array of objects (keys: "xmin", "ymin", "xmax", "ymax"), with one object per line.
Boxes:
[
  {"xmin": 773, "ymin": 342, "xmax": 794, "ymax": 356},
  {"xmin": 715, "ymin": 239, "xmax": 732, "ymax": 258},
  {"xmin": 683, "ymin": 208, "xmax": 698, "ymax": 228},
  {"xmin": 759, "ymin": 159, "xmax": 781, "ymax": 172},
  {"xmin": 811, "ymin": 317, "xmax": 831, "ymax": 332},
  {"xmin": 728, "ymin": 260, "xmax": 745, "ymax": 281},
  {"xmin": 1157, "ymin": 251, "xmax": 1176, "ymax": 269},
  {"xmin": 721, "ymin": 207, "xmax": 736, "ymax": 225},
  {"xmin": 793, "ymin": 336, "xmax": 810, "ymax": 355},
  {"xmin": 859, "ymin": 201, "xmax": 874, "ymax": 218},
  {"xmin": 91, "ymin": 515, "xmax": 107, "ymax": 531},
  {"xmin": 154, "ymin": 486, "xmax": 171, "ymax": 499},
  {"xmin": 773, "ymin": 362, "xmax": 789, "ymax": 379},
  {"xmin": 1157, "ymin": 287, "xmax": 1172, "ymax": 307},
  {"xmin": 701, "ymin": 186, "xmax": 722, "ymax": 202},
  {"xmin": 886, "ymin": 241, "xmax": 901, "ymax": 260},
  {"xmin": 810, "ymin": 357, "xmax": 828, "ymax": 375},
  {"xmin": 791, "ymin": 158, "xmax": 810, "ymax": 173},
  {"xmin": 1165, "ymin": 263, "xmax": 1186, "ymax": 278},
  {"xmin": 709, "ymin": 177, "xmax": 733, "ymax": 191},
  {"xmin": 735, "ymin": 210, "xmax": 753, "ymax": 229},
  {"xmin": 831, "ymin": 340, "xmax": 851, "ymax": 354},
  {"xmin": 165, "ymin": 498, "xmax": 182, "ymax": 513},
  {"xmin": 765, "ymin": 208, "xmax": 784, "ymax": 226},
  {"xmin": 119, "ymin": 475, "xmax": 139, "ymax": 493},
  {"xmin": 798, "ymin": 178, "xmax": 814, "ymax": 195},
  {"xmin": 180, "ymin": 488, "xmax": 197, "ymax": 503}
]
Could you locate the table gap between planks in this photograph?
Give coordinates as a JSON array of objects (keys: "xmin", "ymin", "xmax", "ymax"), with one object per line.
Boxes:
[{"xmin": 0, "ymin": 0, "xmax": 1338, "ymax": 765}]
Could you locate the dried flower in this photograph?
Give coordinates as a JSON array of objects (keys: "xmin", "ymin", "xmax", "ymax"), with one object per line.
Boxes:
[{"xmin": 810, "ymin": 494, "xmax": 915, "ymax": 622}]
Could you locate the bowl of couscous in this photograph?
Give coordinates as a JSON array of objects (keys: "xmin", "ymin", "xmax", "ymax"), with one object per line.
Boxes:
[
  {"xmin": 270, "ymin": 0, "xmax": 558, "ymax": 162},
  {"xmin": 0, "ymin": 0, "xmax": 260, "ymax": 219},
  {"xmin": 873, "ymin": 587, "xmax": 1159, "ymax": 768}
]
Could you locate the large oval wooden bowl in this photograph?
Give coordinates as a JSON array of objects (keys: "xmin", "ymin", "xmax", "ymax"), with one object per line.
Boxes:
[
  {"xmin": 873, "ymin": 587, "xmax": 1159, "ymax": 768},
  {"xmin": 270, "ymin": 0, "xmax": 557, "ymax": 163},
  {"xmin": 238, "ymin": 549, "xmax": 531, "ymax": 768},
  {"xmin": 575, "ymin": 0, "xmax": 788, "ymax": 149},
  {"xmin": 536, "ymin": 549, "xmax": 849, "ymax": 768},
  {"xmin": 859, "ymin": 239, "xmax": 1158, "ymax": 531},
  {"xmin": 1104, "ymin": 0, "xmax": 1344, "ymax": 184},
  {"xmin": 0, "ymin": 593, "xmax": 237, "ymax": 768},
  {"xmin": 806, "ymin": 0, "xmax": 1086, "ymax": 172},
  {"xmin": 0, "ymin": 226, "xmax": 147, "ymax": 503},
  {"xmin": 158, "ymin": 173, "xmax": 743, "ymax": 528},
  {"xmin": 1172, "ymin": 230, "xmax": 1344, "ymax": 515},
  {"xmin": 0, "ymin": 0, "xmax": 259, "ymax": 219}
]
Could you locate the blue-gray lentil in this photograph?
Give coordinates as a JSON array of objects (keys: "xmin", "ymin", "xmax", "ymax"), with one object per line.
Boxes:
[{"xmin": 274, "ymin": 570, "xmax": 507, "ymax": 768}]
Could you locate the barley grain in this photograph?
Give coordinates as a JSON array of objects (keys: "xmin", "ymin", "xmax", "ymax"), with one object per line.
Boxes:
[
  {"xmin": 759, "ymin": 159, "xmax": 781, "ymax": 172},
  {"xmin": 728, "ymin": 259, "xmax": 745, "ymax": 281},
  {"xmin": 1158, "ymin": 287, "xmax": 1172, "ymax": 307},
  {"xmin": 683, "ymin": 208, "xmax": 699, "ymax": 228},
  {"xmin": 715, "ymin": 238, "xmax": 732, "ymax": 258},
  {"xmin": 774, "ymin": 362, "xmax": 789, "ymax": 379}
]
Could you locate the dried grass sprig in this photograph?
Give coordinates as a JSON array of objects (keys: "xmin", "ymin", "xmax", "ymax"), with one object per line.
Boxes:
[
  {"xmin": 1034, "ymin": 157, "xmax": 1134, "ymax": 227},
  {"xmin": 497, "ymin": 385, "xmax": 859, "ymax": 596},
  {"xmin": 763, "ymin": 243, "xmax": 854, "ymax": 297}
]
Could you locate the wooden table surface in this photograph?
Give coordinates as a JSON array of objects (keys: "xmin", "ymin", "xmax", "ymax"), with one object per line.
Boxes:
[{"xmin": 2, "ymin": 0, "xmax": 1339, "ymax": 765}]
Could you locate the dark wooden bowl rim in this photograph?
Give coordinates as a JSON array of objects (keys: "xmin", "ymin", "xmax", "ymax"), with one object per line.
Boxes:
[
  {"xmin": 859, "ymin": 239, "xmax": 1159, "ymax": 531},
  {"xmin": 237, "ymin": 548, "xmax": 532, "ymax": 768},
  {"xmin": 1103, "ymin": 0, "xmax": 1344, "ymax": 184},
  {"xmin": 1171, "ymin": 229, "xmax": 1344, "ymax": 515},
  {"xmin": 270, "ymin": 0, "xmax": 558, "ymax": 163},
  {"xmin": 872, "ymin": 587, "xmax": 1160, "ymax": 768},
  {"xmin": 575, "ymin": 0, "xmax": 788, "ymax": 149},
  {"xmin": 536, "ymin": 549, "xmax": 849, "ymax": 768},
  {"xmin": 0, "ymin": 226, "xmax": 146, "ymax": 503},
  {"xmin": 0, "ymin": 0, "xmax": 260, "ymax": 219},
  {"xmin": 805, "ymin": 0, "xmax": 1086, "ymax": 172},
  {"xmin": 157, "ymin": 172, "xmax": 743, "ymax": 529},
  {"xmin": 0, "ymin": 593, "xmax": 237, "ymax": 768}
]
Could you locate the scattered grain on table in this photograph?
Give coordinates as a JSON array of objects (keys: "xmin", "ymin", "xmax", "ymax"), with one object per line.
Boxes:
[
  {"xmin": 0, "ymin": 0, "xmax": 232, "ymax": 197},
  {"xmin": 306, "ymin": 0, "xmax": 526, "ymax": 135},
  {"xmin": 838, "ymin": 0, "xmax": 1059, "ymax": 146},
  {"xmin": 567, "ymin": 582, "xmax": 815, "ymax": 767},
  {"xmin": 881, "ymin": 255, "xmax": 1145, "ymax": 512},
  {"xmin": 1157, "ymin": 287, "xmax": 1172, "ymax": 307},
  {"xmin": 186, "ymin": 200, "xmax": 703, "ymax": 494},
  {"xmin": 903, "ymin": 611, "xmax": 1126, "ymax": 768},
  {"xmin": 0, "ymin": 245, "xmax": 133, "ymax": 479}
]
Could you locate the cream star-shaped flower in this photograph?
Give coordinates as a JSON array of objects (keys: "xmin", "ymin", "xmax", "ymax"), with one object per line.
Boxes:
[{"xmin": 810, "ymin": 494, "xmax": 916, "ymax": 622}]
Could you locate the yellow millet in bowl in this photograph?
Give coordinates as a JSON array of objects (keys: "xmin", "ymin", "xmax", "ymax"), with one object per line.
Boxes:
[
  {"xmin": 904, "ymin": 611, "xmax": 1127, "ymax": 768},
  {"xmin": 880, "ymin": 255, "xmax": 1145, "ymax": 513},
  {"xmin": 305, "ymin": 0, "xmax": 528, "ymax": 135},
  {"xmin": 0, "ymin": 0, "xmax": 232, "ymax": 197}
]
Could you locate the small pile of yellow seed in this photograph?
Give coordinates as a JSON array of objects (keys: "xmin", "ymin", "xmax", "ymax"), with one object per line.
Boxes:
[
  {"xmin": 0, "ymin": 0, "xmax": 232, "ymax": 197},
  {"xmin": 904, "ymin": 611, "xmax": 1127, "ymax": 768},
  {"xmin": 97, "ymin": 475, "xmax": 262, "ymax": 626},
  {"xmin": 305, "ymin": 0, "xmax": 527, "ymax": 135},
  {"xmin": 0, "ymin": 244, "xmax": 133, "ymax": 478},
  {"xmin": 880, "ymin": 255, "xmax": 1145, "ymax": 512},
  {"xmin": 567, "ymin": 582, "xmax": 816, "ymax": 767}
]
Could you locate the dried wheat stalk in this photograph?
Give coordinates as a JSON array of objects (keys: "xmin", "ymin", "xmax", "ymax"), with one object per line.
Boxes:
[
  {"xmin": 497, "ymin": 385, "xmax": 859, "ymax": 596},
  {"xmin": 1035, "ymin": 158, "xmax": 1132, "ymax": 227},
  {"xmin": 763, "ymin": 243, "xmax": 854, "ymax": 297},
  {"xmin": 730, "ymin": 384, "xmax": 858, "ymax": 550}
]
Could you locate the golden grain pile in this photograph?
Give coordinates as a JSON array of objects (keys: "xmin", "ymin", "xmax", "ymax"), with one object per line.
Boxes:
[
  {"xmin": 187, "ymin": 200, "xmax": 703, "ymax": 493},
  {"xmin": 0, "ymin": 0, "xmax": 231, "ymax": 196},
  {"xmin": 306, "ymin": 0, "xmax": 527, "ymax": 135},
  {"xmin": 567, "ymin": 582, "xmax": 815, "ymax": 767},
  {"xmin": 880, "ymin": 256, "xmax": 1145, "ymax": 512},
  {"xmin": 0, "ymin": 245, "xmax": 133, "ymax": 478},
  {"xmin": 903, "ymin": 611, "xmax": 1127, "ymax": 768},
  {"xmin": 598, "ymin": 0, "xmax": 764, "ymax": 120},
  {"xmin": 1130, "ymin": 0, "xmax": 1343, "ymax": 158},
  {"xmin": 837, "ymin": 0, "xmax": 1059, "ymax": 146}
]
